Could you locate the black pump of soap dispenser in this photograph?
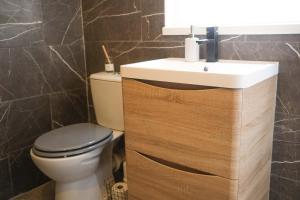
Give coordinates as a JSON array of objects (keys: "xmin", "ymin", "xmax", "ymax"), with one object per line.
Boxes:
[{"xmin": 197, "ymin": 27, "xmax": 218, "ymax": 62}]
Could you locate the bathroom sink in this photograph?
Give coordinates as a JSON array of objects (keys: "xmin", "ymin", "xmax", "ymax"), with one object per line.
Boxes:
[{"xmin": 120, "ymin": 58, "xmax": 278, "ymax": 88}]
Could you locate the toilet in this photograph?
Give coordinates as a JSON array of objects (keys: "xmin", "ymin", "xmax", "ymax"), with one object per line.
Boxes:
[{"xmin": 30, "ymin": 72, "xmax": 124, "ymax": 200}]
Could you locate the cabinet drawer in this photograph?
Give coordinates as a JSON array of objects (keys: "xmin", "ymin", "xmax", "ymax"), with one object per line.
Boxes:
[
  {"xmin": 123, "ymin": 79, "xmax": 242, "ymax": 179},
  {"xmin": 126, "ymin": 149, "xmax": 238, "ymax": 200}
]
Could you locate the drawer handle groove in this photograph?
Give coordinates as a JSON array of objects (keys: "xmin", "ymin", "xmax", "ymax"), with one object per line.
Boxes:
[
  {"xmin": 136, "ymin": 79, "xmax": 218, "ymax": 90},
  {"xmin": 138, "ymin": 152, "xmax": 217, "ymax": 177}
]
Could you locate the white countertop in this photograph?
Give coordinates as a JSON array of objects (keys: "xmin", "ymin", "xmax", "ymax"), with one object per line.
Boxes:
[{"xmin": 120, "ymin": 58, "xmax": 279, "ymax": 88}]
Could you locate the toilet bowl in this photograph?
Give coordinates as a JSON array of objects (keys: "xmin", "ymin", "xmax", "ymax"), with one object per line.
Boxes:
[
  {"xmin": 31, "ymin": 123, "xmax": 123, "ymax": 200},
  {"xmin": 31, "ymin": 72, "xmax": 125, "ymax": 200}
]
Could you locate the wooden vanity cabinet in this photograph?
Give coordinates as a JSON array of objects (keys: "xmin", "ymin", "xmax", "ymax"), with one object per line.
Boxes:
[{"xmin": 122, "ymin": 76, "xmax": 277, "ymax": 200}]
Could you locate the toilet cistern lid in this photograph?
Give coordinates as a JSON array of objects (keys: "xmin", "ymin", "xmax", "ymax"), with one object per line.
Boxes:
[{"xmin": 33, "ymin": 123, "xmax": 112, "ymax": 152}]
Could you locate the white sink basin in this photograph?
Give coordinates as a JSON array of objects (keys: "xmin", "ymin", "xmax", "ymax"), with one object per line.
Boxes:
[{"xmin": 120, "ymin": 58, "xmax": 278, "ymax": 88}]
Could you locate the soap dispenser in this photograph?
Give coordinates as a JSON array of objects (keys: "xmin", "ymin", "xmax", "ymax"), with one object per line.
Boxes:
[{"xmin": 185, "ymin": 25, "xmax": 199, "ymax": 62}]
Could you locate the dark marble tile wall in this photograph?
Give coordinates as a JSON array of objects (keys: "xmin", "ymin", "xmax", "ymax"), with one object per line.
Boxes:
[
  {"xmin": 82, "ymin": 0, "xmax": 300, "ymax": 199},
  {"xmin": 0, "ymin": 0, "xmax": 88, "ymax": 199}
]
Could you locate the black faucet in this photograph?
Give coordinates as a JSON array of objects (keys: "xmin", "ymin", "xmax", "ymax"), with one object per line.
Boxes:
[{"xmin": 197, "ymin": 27, "xmax": 218, "ymax": 62}]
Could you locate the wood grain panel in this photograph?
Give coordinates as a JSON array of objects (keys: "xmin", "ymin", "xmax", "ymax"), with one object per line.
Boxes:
[
  {"xmin": 238, "ymin": 160, "xmax": 271, "ymax": 200},
  {"xmin": 126, "ymin": 149, "xmax": 238, "ymax": 200},
  {"xmin": 123, "ymin": 76, "xmax": 277, "ymax": 200},
  {"xmin": 238, "ymin": 77, "xmax": 277, "ymax": 200},
  {"xmin": 122, "ymin": 78, "xmax": 243, "ymax": 179}
]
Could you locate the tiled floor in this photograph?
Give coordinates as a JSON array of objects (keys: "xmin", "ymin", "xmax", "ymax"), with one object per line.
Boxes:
[{"xmin": 10, "ymin": 182, "xmax": 54, "ymax": 200}]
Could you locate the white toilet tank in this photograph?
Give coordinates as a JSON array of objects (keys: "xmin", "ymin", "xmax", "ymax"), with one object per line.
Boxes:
[{"xmin": 90, "ymin": 72, "xmax": 124, "ymax": 131}]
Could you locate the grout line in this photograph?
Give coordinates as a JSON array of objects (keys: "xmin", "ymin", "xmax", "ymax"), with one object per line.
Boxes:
[
  {"xmin": 61, "ymin": 7, "xmax": 81, "ymax": 46},
  {"xmin": 220, "ymin": 35, "xmax": 242, "ymax": 43},
  {"xmin": 141, "ymin": 13, "xmax": 164, "ymax": 18},
  {"xmin": 0, "ymin": 104, "xmax": 10, "ymax": 123},
  {"xmin": 0, "ymin": 28, "xmax": 40, "ymax": 42},
  {"xmin": 85, "ymin": 10, "xmax": 141, "ymax": 27},
  {"xmin": 84, "ymin": 40, "xmax": 185, "ymax": 44},
  {"xmin": 0, "ymin": 87, "xmax": 86, "ymax": 105},
  {"xmin": 0, "ymin": 21, "xmax": 42, "ymax": 26},
  {"xmin": 272, "ymin": 160, "xmax": 300, "ymax": 164},
  {"xmin": 285, "ymin": 43, "xmax": 300, "ymax": 58},
  {"xmin": 7, "ymin": 155, "xmax": 15, "ymax": 196},
  {"xmin": 79, "ymin": 0, "xmax": 91, "ymax": 122},
  {"xmin": 49, "ymin": 46, "xmax": 86, "ymax": 82},
  {"xmin": 273, "ymin": 139, "xmax": 300, "ymax": 144},
  {"xmin": 83, "ymin": 0, "xmax": 108, "ymax": 14},
  {"xmin": 271, "ymin": 174, "xmax": 300, "ymax": 184},
  {"xmin": 49, "ymin": 94, "xmax": 54, "ymax": 129}
]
